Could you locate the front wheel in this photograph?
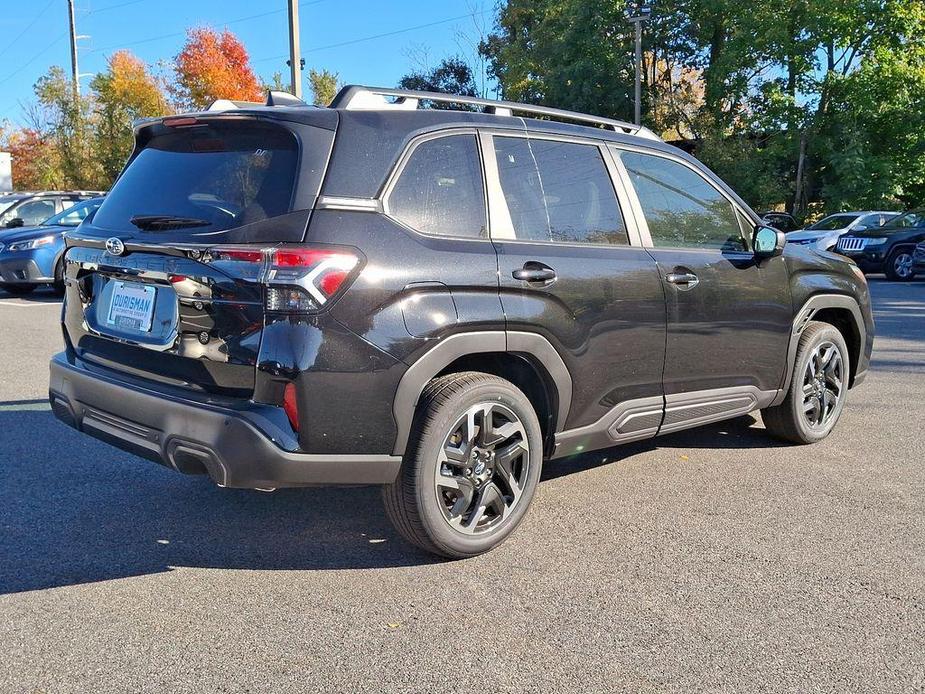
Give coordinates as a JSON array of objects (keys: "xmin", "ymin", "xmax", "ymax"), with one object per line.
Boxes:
[
  {"xmin": 885, "ymin": 248, "xmax": 916, "ymax": 281},
  {"xmin": 761, "ymin": 321, "xmax": 849, "ymax": 444},
  {"xmin": 383, "ymin": 371, "xmax": 543, "ymax": 558}
]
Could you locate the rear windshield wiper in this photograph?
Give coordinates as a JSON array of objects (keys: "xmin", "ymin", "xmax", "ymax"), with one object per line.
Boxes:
[{"xmin": 130, "ymin": 215, "xmax": 211, "ymax": 231}]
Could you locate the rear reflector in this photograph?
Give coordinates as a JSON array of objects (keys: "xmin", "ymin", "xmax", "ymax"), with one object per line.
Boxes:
[{"xmin": 283, "ymin": 382, "xmax": 300, "ymax": 432}]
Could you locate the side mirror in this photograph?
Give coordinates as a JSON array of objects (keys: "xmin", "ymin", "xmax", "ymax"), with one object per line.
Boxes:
[
  {"xmin": 6, "ymin": 218, "xmax": 24, "ymax": 228},
  {"xmin": 753, "ymin": 224, "xmax": 786, "ymax": 259}
]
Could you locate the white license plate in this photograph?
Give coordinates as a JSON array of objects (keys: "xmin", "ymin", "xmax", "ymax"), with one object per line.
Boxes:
[{"xmin": 107, "ymin": 281, "xmax": 157, "ymax": 332}]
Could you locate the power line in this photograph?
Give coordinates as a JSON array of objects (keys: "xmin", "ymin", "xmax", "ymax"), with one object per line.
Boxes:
[
  {"xmin": 85, "ymin": 0, "xmax": 149, "ymax": 16},
  {"xmin": 88, "ymin": 0, "xmax": 329, "ymax": 54},
  {"xmin": 0, "ymin": 32, "xmax": 69, "ymax": 88},
  {"xmin": 0, "ymin": 0, "xmax": 56, "ymax": 62},
  {"xmin": 254, "ymin": 8, "xmax": 491, "ymax": 64}
]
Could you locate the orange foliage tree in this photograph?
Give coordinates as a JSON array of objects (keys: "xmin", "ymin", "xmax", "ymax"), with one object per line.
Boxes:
[
  {"xmin": 3, "ymin": 128, "xmax": 62, "ymax": 190},
  {"xmin": 92, "ymin": 50, "xmax": 170, "ymax": 181},
  {"xmin": 172, "ymin": 28, "xmax": 263, "ymax": 110}
]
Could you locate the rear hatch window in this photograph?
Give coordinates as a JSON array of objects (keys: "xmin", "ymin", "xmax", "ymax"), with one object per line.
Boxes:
[{"xmin": 92, "ymin": 119, "xmax": 300, "ymax": 242}]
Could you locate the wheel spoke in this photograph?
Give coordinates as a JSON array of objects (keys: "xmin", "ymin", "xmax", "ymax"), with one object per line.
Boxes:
[
  {"xmin": 446, "ymin": 476, "xmax": 476, "ymax": 521},
  {"xmin": 822, "ymin": 390, "xmax": 837, "ymax": 422},
  {"xmin": 494, "ymin": 439, "xmax": 526, "ymax": 500}
]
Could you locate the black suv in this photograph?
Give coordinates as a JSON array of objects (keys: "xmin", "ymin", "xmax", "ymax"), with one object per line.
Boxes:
[
  {"xmin": 49, "ymin": 87, "xmax": 874, "ymax": 558},
  {"xmin": 835, "ymin": 209, "xmax": 925, "ymax": 281}
]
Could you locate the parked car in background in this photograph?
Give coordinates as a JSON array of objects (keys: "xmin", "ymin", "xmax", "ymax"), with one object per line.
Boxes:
[
  {"xmin": 0, "ymin": 191, "xmax": 104, "ymax": 229},
  {"xmin": 911, "ymin": 241, "xmax": 925, "ymax": 276},
  {"xmin": 760, "ymin": 212, "xmax": 799, "ymax": 232},
  {"xmin": 836, "ymin": 209, "xmax": 925, "ymax": 281},
  {"xmin": 787, "ymin": 211, "xmax": 898, "ymax": 252},
  {"xmin": 0, "ymin": 197, "xmax": 104, "ymax": 294}
]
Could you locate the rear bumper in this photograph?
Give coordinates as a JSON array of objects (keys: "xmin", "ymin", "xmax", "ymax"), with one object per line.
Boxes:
[{"xmin": 49, "ymin": 352, "xmax": 401, "ymax": 488}]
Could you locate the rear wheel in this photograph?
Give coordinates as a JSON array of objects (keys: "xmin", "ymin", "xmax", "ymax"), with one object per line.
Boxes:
[
  {"xmin": 761, "ymin": 321, "xmax": 849, "ymax": 444},
  {"xmin": 383, "ymin": 371, "xmax": 543, "ymax": 558},
  {"xmin": 0, "ymin": 283, "xmax": 36, "ymax": 295},
  {"xmin": 885, "ymin": 248, "xmax": 916, "ymax": 281}
]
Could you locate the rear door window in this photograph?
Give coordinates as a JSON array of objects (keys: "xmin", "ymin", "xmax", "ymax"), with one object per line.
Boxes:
[
  {"xmin": 386, "ymin": 134, "xmax": 487, "ymax": 238},
  {"xmin": 493, "ymin": 136, "xmax": 628, "ymax": 246},
  {"xmin": 92, "ymin": 120, "xmax": 299, "ymax": 238}
]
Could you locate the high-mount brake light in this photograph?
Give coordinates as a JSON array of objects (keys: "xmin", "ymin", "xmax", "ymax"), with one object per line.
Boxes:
[
  {"xmin": 206, "ymin": 245, "xmax": 361, "ymax": 313},
  {"xmin": 163, "ymin": 117, "xmax": 199, "ymax": 128}
]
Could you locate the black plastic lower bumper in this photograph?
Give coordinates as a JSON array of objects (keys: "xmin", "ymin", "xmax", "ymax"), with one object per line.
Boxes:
[
  {"xmin": 0, "ymin": 257, "xmax": 52, "ymax": 284},
  {"xmin": 49, "ymin": 353, "xmax": 401, "ymax": 488}
]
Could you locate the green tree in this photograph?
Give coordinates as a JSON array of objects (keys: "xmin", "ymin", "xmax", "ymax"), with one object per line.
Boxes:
[
  {"xmin": 32, "ymin": 65, "xmax": 102, "ymax": 189},
  {"xmin": 308, "ymin": 69, "xmax": 340, "ymax": 106},
  {"xmin": 398, "ymin": 57, "xmax": 478, "ymax": 100}
]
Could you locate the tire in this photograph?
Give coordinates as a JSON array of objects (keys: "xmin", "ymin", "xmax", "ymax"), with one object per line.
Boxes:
[
  {"xmin": 0, "ymin": 283, "xmax": 36, "ymax": 295},
  {"xmin": 761, "ymin": 321, "xmax": 850, "ymax": 444},
  {"xmin": 383, "ymin": 371, "xmax": 544, "ymax": 558},
  {"xmin": 52, "ymin": 258, "xmax": 65, "ymax": 294},
  {"xmin": 885, "ymin": 247, "xmax": 916, "ymax": 281}
]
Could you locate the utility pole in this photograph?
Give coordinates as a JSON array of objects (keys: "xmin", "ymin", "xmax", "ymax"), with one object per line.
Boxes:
[
  {"xmin": 628, "ymin": 1, "xmax": 652, "ymax": 126},
  {"xmin": 287, "ymin": 0, "xmax": 302, "ymax": 99},
  {"xmin": 67, "ymin": 0, "xmax": 79, "ymax": 99}
]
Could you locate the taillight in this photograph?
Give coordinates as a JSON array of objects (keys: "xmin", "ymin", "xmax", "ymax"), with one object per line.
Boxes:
[
  {"xmin": 266, "ymin": 247, "xmax": 359, "ymax": 313},
  {"xmin": 205, "ymin": 244, "xmax": 361, "ymax": 313}
]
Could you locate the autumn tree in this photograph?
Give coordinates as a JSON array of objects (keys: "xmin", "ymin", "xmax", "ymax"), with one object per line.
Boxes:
[
  {"xmin": 92, "ymin": 50, "xmax": 170, "ymax": 182},
  {"xmin": 308, "ymin": 69, "xmax": 340, "ymax": 106},
  {"xmin": 172, "ymin": 28, "xmax": 263, "ymax": 110},
  {"xmin": 1, "ymin": 128, "xmax": 62, "ymax": 190}
]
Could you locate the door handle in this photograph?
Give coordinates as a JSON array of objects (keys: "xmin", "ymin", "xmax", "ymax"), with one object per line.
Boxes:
[
  {"xmin": 665, "ymin": 272, "xmax": 700, "ymax": 289},
  {"xmin": 513, "ymin": 262, "xmax": 557, "ymax": 283}
]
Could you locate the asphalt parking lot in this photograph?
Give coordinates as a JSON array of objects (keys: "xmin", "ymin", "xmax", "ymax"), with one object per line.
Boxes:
[{"xmin": 1, "ymin": 278, "xmax": 923, "ymax": 693}]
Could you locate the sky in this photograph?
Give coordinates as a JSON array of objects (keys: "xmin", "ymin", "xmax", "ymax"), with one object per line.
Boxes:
[{"xmin": 0, "ymin": 0, "xmax": 495, "ymax": 126}]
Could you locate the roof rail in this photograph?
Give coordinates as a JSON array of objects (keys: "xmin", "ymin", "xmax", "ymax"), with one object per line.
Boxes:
[{"xmin": 329, "ymin": 85, "xmax": 661, "ymax": 141}]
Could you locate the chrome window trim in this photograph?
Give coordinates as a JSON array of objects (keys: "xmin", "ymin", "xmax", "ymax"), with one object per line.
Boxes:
[
  {"xmin": 608, "ymin": 143, "xmax": 757, "ymax": 253},
  {"xmin": 378, "ymin": 127, "xmax": 492, "ymax": 243},
  {"xmin": 481, "ymin": 129, "xmax": 643, "ymax": 249}
]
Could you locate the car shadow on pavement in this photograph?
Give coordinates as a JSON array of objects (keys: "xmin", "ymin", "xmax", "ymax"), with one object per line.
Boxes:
[
  {"xmin": 0, "ymin": 287, "xmax": 63, "ymax": 303},
  {"xmin": 0, "ymin": 407, "xmax": 787, "ymax": 594}
]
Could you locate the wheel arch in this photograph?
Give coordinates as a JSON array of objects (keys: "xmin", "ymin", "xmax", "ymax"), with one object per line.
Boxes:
[
  {"xmin": 391, "ymin": 331, "xmax": 571, "ymax": 456},
  {"xmin": 774, "ymin": 294, "xmax": 867, "ymax": 406}
]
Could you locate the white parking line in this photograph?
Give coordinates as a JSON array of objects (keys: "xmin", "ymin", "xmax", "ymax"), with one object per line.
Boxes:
[{"xmin": 0, "ymin": 299, "xmax": 62, "ymax": 308}]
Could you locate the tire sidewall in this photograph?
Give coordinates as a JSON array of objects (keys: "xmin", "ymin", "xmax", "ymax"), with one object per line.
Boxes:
[
  {"xmin": 788, "ymin": 325, "xmax": 850, "ymax": 443},
  {"xmin": 411, "ymin": 380, "xmax": 543, "ymax": 557}
]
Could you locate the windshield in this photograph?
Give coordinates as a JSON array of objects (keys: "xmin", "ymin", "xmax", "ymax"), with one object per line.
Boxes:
[
  {"xmin": 42, "ymin": 198, "xmax": 103, "ymax": 227},
  {"xmin": 882, "ymin": 211, "xmax": 925, "ymax": 229},
  {"xmin": 808, "ymin": 214, "xmax": 859, "ymax": 231},
  {"xmin": 92, "ymin": 120, "xmax": 298, "ymax": 237}
]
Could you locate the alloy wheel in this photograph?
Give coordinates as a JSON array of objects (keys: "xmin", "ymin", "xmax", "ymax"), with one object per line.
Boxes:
[
  {"xmin": 434, "ymin": 402, "xmax": 530, "ymax": 535},
  {"xmin": 801, "ymin": 341, "xmax": 843, "ymax": 429},
  {"xmin": 894, "ymin": 252, "xmax": 914, "ymax": 279}
]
